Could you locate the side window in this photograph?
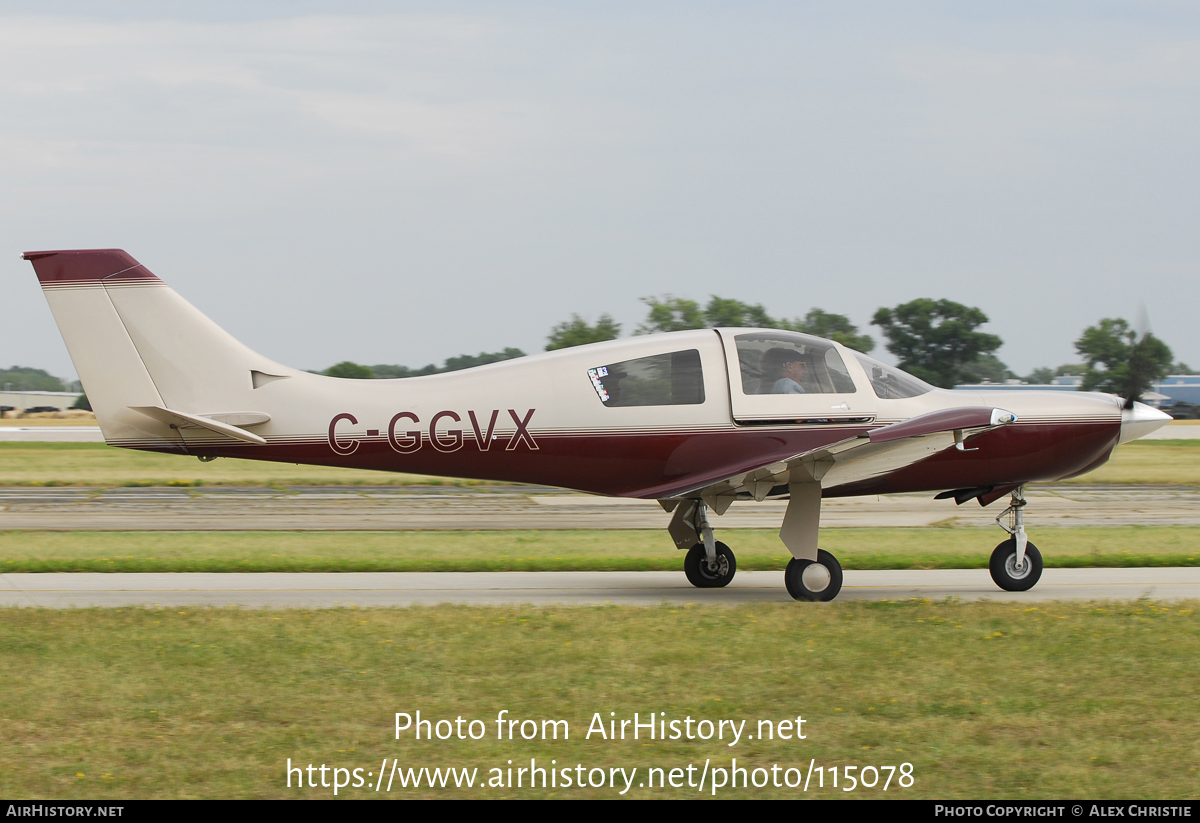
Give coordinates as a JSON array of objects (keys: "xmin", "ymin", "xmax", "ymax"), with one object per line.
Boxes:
[
  {"xmin": 734, "ymin": 332, "xmax": 856, "ymax": 395},
  {"xmin": 587, "ymin": 350, "xmax": 705, "ymax": 407}
]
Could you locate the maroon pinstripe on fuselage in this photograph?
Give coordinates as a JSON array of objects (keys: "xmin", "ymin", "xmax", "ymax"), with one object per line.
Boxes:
[{"xmin": 138, "ymin": 417, "xmax": 1120, "ymax": 499}]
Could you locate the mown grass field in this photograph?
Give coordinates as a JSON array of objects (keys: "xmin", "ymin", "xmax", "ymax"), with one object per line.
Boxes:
[
  {"xmin": 1, "ymin": 601, "xmax": 1196, "ymax": 799},
  {"xmin": 1059, "ymin": 440, "xmax": 1200, "ymax": 486},
  {"xmin": 2, "ymin": 526, "xmax": 1198, "ymax": 573},
  {"xmin": 0, "ymin": 439, "xmax": 1197, "ymax": 487},
  {"xmin": 0, "ymin": 442, "xmax": 460, "ymax": 487}
]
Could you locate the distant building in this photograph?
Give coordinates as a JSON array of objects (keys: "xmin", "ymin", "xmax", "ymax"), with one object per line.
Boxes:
[
  {"xmin": 953, "ymin": 373, "xmax": 1200, "ymax": 412},
  {"xmin": 1154, "ymin": 376, "xmax": 1200, "ymax": 409},
  {"xmin": 0, "ymin": 390, "xmax": 83, "ymax": 417}
]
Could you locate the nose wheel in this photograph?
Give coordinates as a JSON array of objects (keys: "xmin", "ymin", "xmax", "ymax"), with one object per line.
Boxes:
[
  {"xmin": 990, "ymin": 486, "xmax": 1043, "ymax": 592},
  {"xmin": 989, "ymin": 539, "xmax": 1043, "ymax": 591},
  {"xmin": 784, "ymin": 550, "xmax": 843, "ymax": 601}
]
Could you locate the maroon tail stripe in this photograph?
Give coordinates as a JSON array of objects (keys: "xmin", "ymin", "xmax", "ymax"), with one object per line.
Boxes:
[{"xmin": 22, "ymin": 249, "xmax": 161, "ymax": 285}]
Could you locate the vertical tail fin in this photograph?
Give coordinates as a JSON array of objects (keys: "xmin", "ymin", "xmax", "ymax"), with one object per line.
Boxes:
[{"xmin": 24, "ymin": 249, "xmax": 292, "ymax": 448}]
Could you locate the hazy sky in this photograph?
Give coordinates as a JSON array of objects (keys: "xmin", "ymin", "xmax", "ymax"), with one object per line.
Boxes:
[{"xmin": 3, "ymin": 1, "xmax": 1198, "ymax": 381}]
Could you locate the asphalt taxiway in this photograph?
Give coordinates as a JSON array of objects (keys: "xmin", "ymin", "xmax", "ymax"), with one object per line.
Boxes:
[
  {"xmin": 2, "ymin": 568, "xmax": 1197, "ymax": 607},
  {"xmin": 2, "ymin": 485, "xmax": 1199, "ymax": 530}
]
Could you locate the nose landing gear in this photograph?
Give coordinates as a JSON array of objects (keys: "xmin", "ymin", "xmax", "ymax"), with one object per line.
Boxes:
[
  {"xmin": 684, "ymin": 541, "xmax": 737, "ymax": 588},
  {"xmin": 673, "ymin": 499, "xmax": 738, "ymax": 588},
  {"xmin": 989, "ymin": 486, "xmax": 1043, "ymax": 592}
]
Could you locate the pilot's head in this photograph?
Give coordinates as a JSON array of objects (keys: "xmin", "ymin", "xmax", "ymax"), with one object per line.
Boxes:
[
  {"xmin": 781, "ymin": 358, "xmax": 806, "ymax": 382},
  {"xmin": 762, "ymin": 347, "xmax": 806, "ymax": 379}
]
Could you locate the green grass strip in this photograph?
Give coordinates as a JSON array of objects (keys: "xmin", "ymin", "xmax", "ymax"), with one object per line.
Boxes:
[
  {"xmin": 1, "ymin": 601, "xmax": 1197, "ymax": 798},
  {"xmin": 2, "ymin": 527, "xmax": 1197, "ymax": 573}
]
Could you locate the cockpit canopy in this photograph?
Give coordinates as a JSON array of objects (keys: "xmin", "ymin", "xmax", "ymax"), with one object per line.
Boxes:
[
  {"xmin": 733, "ymin": 331, "xmax": 856, "ymax": 395},
  {"xmin": 735, "ymin": 331, "xmax": 933, "ymax": 400}
]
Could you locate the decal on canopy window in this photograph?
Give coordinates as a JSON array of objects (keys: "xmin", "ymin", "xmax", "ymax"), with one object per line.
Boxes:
[{"xmin": 588, "ymin": 350, "xmax": 705, "ymax": 407}]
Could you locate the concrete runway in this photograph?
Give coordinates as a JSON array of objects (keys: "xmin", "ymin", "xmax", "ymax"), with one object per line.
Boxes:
[
  {"xmin": 0, "ymin": 426, "xmax": 105, "ymax": 442},
  {"xmin": 2, "ymin": 568, "xmax": 1198, "ymax": 607},
  {"xmin": 3, "ymin": 484, "xmax": 1200, "ymax": 530}
]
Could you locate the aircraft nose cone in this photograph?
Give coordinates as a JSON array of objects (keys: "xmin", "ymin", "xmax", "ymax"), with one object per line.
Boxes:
[{"xmin": 1118, "ymin": 401, "xmax": 1173, "ymax": 445}]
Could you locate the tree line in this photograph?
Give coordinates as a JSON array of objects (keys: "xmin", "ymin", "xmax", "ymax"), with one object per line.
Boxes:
[
  {"xmin": 324, "ymin": 295, "xmax": 1183, "ymax": 406},
  {"xmin": 0, "ymin": 366, "xmax": 75, "ymax": 393},
  {"xmin": 321, "ymin": 348, "xmax": 527, "ymax": 380}
]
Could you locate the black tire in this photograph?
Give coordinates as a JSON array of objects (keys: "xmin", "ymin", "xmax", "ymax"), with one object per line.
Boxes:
[
  {"xmin": 684, "ymin": 542, "xmax": 736, "ymax": 588},
  {"xmin": 784, "ymin": 550, "xmax": 843, "ymax": 602},
  {"xmin": 989, "ymin": 539, "xmax": 1043, "ymax": 592}
]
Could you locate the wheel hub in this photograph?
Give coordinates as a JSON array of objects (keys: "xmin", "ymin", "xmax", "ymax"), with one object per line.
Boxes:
[
  {"xmin": 1004, "ymin": 553, "xmax": 1032, "ymax": 580},
  {"xmin": 801, "ymin": 562, "xmax": 831, "ymax": 592},
  {"xmin": 704, "ymin": 556, "xmax": 730, "ymax": 579}
]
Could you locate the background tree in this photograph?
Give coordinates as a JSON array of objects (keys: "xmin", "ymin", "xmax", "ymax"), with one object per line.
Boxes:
[
  {"xmin": 636, "ymin": 296, "xmax": 705, "ymax": 334},
  {"xmin": 1075, "ymin": 318, "xmax": 1173, "ymax": 406},
  {"xmin": 322, "ymin": 361, "xmax": 374, "ymax": 379},
  {"xmin": 330, "ymin": 349, "xmax": 527, "ymax": 379},
  {"xmin": 637, "ymin": 296, "xmax": 873, "ymax": 353},
  {"xmin": 441, "ymin": 348, "xmax": 525, "ymax": 372},
  {"xmin": 871, "ymin": 299, "xmax": 1003, "ymax": 388},
  {"xmin": 1023, "ymin": 367, "xmax": 1055, "ymax": 385},
  {"xmin": 0, "ymin": 366, "xmax": 66, "ymax": 392},
  {"xmin": 781, "ymin": 308, "xmax": 875, "ymax": 353},
  {"xmin": 546, "ymin": 315, "xmax": 621, "ymax": 350},
  {"xmin": 702, "ymin": 297, "xmax": 774, "ymax": 328},
  {"xmin": 369, "ymin": 363, "xmax": 423, "ymax": 379},
  {"xmin": 959, "ymin": 353, "xmax": 1015, "ymax": 384}
]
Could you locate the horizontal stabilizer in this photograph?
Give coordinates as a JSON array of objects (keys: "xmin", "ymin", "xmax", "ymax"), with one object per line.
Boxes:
[{"xmin": 130, "ymin": 406, "xmax": 267, "ymax": 445}]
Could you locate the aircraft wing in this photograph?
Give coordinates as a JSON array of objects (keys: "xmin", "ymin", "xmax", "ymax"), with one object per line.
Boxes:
[{"xmin": 666, "ymin": 406, "xmax": 1017, "ymax": 519}]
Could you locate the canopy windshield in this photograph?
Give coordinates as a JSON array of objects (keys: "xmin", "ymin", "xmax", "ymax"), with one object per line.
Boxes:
[{"xmin": 852, "ymin": 353, "xmax": 934, "ymax": 399}]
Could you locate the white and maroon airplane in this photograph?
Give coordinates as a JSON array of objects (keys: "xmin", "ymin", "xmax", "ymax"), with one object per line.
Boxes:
[{"xmin": 24, "ymin": 249, "xmax": 1171, "ymax": 601}]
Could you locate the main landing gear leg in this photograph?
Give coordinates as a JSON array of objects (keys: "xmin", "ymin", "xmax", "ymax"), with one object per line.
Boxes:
[
  {"xmin": 675, "ymin": 500, "xmax": 737, "ymax": 588},
  {"xmin": 989, "ymin": 485, "xmax": 1043, "ymax": 592},
  {"xmin": 779, "ymin": 479, "xmax": 843, "ymax": 601}
]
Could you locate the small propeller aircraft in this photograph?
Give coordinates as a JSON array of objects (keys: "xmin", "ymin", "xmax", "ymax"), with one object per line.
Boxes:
[{"xmin": 24, "ymin": 249, "xmax": 1171, "ymax": 600}]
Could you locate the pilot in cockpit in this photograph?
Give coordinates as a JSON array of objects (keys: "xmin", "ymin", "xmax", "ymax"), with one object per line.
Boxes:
[{"xmin": 761, "ymin": 347, "xmax": 808, "ymax": 394}]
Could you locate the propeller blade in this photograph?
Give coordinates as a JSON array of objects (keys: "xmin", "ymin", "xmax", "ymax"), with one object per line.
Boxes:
[{"xmin": 1135, "ymin": 301, "xmax": 1151, "ymax": 342}]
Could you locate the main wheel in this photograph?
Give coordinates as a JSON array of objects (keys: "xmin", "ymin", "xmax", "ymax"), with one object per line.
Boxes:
[
  {"xmin": 684, "ymin": 542, "xmax": 736, "ymax": 588},
  {"xmin": 784, "ymin": 550, "xmax": 843, "ymax": 602},
  {"xmin": 989, "ymin": 539, "xmax": 1043, "ymax": 592}
]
